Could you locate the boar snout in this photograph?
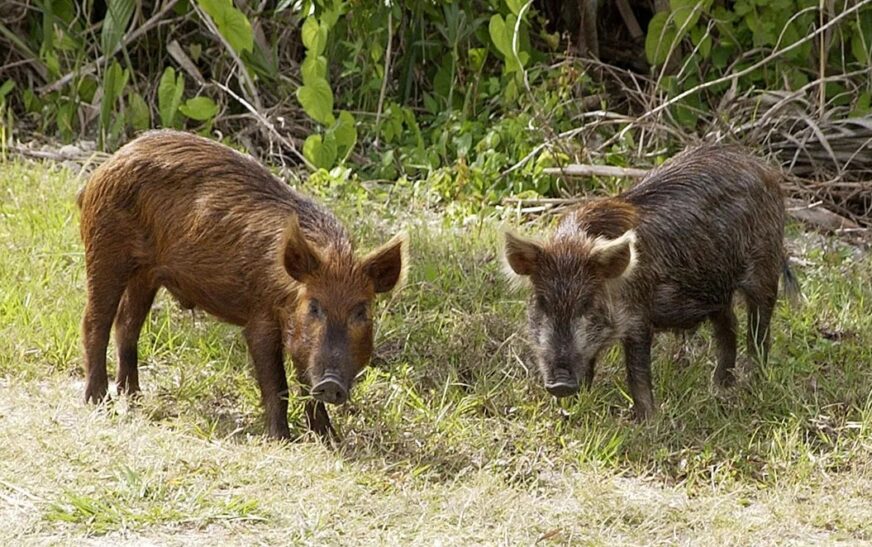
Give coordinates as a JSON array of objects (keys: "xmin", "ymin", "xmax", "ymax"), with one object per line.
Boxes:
[
  {"xmin": 544, "ymin": 361, "xmax": 579, "ymax": 398},
  {"xmin": 311, "ymin": 373, "xmax": 349, "ymax": 405}
]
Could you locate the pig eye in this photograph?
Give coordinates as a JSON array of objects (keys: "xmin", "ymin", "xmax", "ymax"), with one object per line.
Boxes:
[
  {"xmin": 350, "ymin": 303, "xmax": 369, "ymax": 324},
  {"xmin": 308, "ymin": 299, "xmax": 323, "ymax": 318}
]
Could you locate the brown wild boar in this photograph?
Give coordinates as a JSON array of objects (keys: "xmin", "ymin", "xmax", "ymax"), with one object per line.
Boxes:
[
  {"xmin": 503, "ymin": 145, "xmax": 798, "ymax": 419},
  {"xmin": 78, "ymin": 130, "xmax": 407, "ymax": 438}
]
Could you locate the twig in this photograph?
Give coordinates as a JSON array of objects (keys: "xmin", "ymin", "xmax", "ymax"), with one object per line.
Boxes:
[
  {"xmin": 0, "ymin": 21, "xmax": 49, "ymax": 81},
  {"xmin": 786, "ymin": 198, "xmax": 861, "ymax": 231},
  {"xmin": 37, "ymin": 0, "xmax": 180, "ymax": 94},
  {"xmin": 500, "ymin": 111, "xmax": 634, "ymax": 177},
  {"xmin": 615, "ymin": 0, "xmax": 643, "ymax": 38},
  {"xmin": 373, "ymin": 9, "xmax": 393, "ymax": 148},
  {"xmin": 194, "ymin": 3, "xmax": 262, "ymax": 111},
  {"xmin": 5, "ymin": 144, "xmax": 110, "ymax": 164},
  {"xmin": 167, "ymin": 39, "xmax": 205, "ymax": 85},
  {"xmin": 212, "ymin": 80, "xmax": 311, "ymax": 169},
  {"xmin": 543, "ymin": 164, "xmax": 648, "ymax": 178},
  {"xmin": 625, "ymin": 0, "xmax": 871, "ymax": 132}
]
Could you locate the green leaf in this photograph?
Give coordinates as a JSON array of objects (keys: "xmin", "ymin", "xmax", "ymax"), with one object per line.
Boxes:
[
  {"xmin": 332, "ymin": 110, "xmax": 357, "ymax": 160},
  {"xmin": 669, "ymin": 0, "xmax": 710, "ymax": 33},
  {"xmin": 301, "ymin": 55, "xmax": 327, "ymax": 86},
  {"xmin": 301, "ymin": 17, "xmax": 327, "ymax": 56},
  {"xmin": 158, "ymin": 67, "xmax": 185, "ymax": 128},
  {"xmin": 468, "ymin": 48, "xmax": 487, "ymax": 72},
  {"xmin": 303, "ymin": 133, "xmax": 337, "ymax": 169},
  {"xmin": 127, "ymin": 91, "xmax": 150, "ymax": 131},
  {"xmin": 690, "ymin": 26, "xmax": 711, "ymax": 59},
  {"xmin": 104, "ymin": 60, "xmax": 128, "ymax": 99},
  {"xmin": 0, "ymin": 80, "xmax": 16, "ymax": 100},
  {"xmin": 851, "ymin": 91, "xmax": 871, "ymax": 117},
  {"xmin": 645, "ymin": 11, "xmax": 678, "ymax": 66},
  {"xmin": 505, "ymin": 0, "xmax": 525, "ymax": 17},
  {"xmin": 296, "ymin": 78, "xmax": 334, "ymax": 126},
  {"xmin": 57, "ymin": 100, "xmax": 76, "ymax": 142},
  {"xmin": 101, "ymin": 0, "xmax": 135, "ymax": 55},
  {"xmin": 319, "ymin": 4, "xmax": 344, "ymax": 28},
  {"xmin": 854, "ymin": 11, "xmax": 872, "ymax": 62},
  {"xmin": 489, "ymin": 14, "xmax": 510, "ymax": 57},
  {"xmin": 199, "ymin": 0, "xmax": 253, "ymax": 53},
  {"xmin": 23, "ymin": 88, "xmax": 40, "ymax": 113},
  {"xmin": 100, "ymin": 60, "xmax": 129, "ymax": 147},
  {"xmin": 179, "ymin": 96, "xmax": 218, "ymax": 121},
  {"xmin": 490, "ymin": 14, "xmax": 524, "ymax": 73},
  {"xmin": 77, "ymin": 76, "xmax": 98, "ymax": 103}
]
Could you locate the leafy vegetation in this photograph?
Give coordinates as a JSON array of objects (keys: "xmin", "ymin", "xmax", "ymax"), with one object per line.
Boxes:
[
  {"xmin": 1, "ymin": 161, "xmax": 871, "ymax": 541},
  {"xmin": 1, "ymin": 1, "xmax": 870, "ymax": 207}
]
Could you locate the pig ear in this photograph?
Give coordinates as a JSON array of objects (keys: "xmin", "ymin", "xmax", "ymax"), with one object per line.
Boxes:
[
  {"xmin": 590, "ymin": 230, "xmax": 637, "ymax": 279},
  {"xmin": 502, "ymin": 230, "xmax": 542, "ymax": 277},
  {"xmin": 362, "ymin": 232, "xmax": 408, "ymax": 293},
  {"xmin": 281, "ymin": 214, "xmax": 321, "ymax": 282}
]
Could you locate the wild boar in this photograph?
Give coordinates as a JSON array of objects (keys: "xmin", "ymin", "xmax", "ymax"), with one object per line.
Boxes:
[
  {"xmin": 503, "ymin": 145, "xmax": 798, "ymax": 419},
  {"xmin": 78, "ymin": 130, "xmax": 407, "ymax": 438}
]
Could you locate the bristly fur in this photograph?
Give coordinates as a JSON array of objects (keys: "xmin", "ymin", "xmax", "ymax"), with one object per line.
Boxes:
[
  {"xmin": 501, "ymin": 144, "xmax": 792, "ymax": 421},
  {"xmin": 78, "ymin": 129, "xmax": 407, "ymax": 439}
]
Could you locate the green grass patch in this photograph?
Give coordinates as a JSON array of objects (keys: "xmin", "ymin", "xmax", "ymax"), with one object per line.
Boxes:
[{"xmin": 1, "ymin": 160, "xmax": 871, "ymax": 542}]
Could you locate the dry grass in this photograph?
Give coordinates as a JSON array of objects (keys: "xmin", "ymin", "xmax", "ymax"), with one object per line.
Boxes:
[
  {"xmin": 1, "ymin": 160, "xmax": 872, "ymax": 544},
  {"xmin": 4, "ymin": 378, "xmax": 872, "ymax": 544}
]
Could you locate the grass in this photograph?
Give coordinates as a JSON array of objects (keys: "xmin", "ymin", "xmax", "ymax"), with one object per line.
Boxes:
[{"xmin": 1, "ymin": 159, "xmax": 871, "ymax": 543}]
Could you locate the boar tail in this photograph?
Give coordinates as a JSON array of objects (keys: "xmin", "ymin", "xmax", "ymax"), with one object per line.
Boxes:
[{"xmin": 781, "ymin": 257, "xmax": 801, "ymax": 307}]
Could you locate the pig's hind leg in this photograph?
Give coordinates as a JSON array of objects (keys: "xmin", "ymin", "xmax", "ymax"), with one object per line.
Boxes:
[
  {"xmin": 113, "ymin": 270, "xmax": 158, "ymax": 395},
  {"xmin": 82, "ymin": 257, "xmax": 132, "ymax": 404},
  {"xmin": 710, "ymin": 304, "xmax": 738, "ymax": 387}
]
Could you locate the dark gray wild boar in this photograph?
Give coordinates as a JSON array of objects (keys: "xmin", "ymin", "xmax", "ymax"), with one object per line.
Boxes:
[
  {"xmin": 503, "ymin": 145, "xmax": 798, "ymax": 419},
  {"xmin": 78, "ymin": 130, "xmax": 408, "ymax": 438}
]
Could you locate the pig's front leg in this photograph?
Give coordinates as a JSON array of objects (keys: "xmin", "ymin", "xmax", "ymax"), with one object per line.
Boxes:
[
  {"xmin": 623, "ymin": 328, "xmax": 656, "ymax": 420},
  {"xmin": 244, "ymin": 319, "xmax": 291, "ymax": 439}
]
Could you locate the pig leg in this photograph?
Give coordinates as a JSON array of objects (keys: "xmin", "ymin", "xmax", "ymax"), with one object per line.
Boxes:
[
  {"xmin": 113, "ymin": 272, "xmax": 157, "ymax": 395},
  {"xmin": 710, "ymin": 306, "xmax": 738, "ymax": 387},
  {"xmin": 304, "ymin": 400, "xmax": 335, "ymax": 439},
  {"xmin": 623, "ymin": 328, "xmax": 656, "ymax": 420},
  {"xmin": 293, "ymin": 368, "xmax": 335, "ymax": 438},
  {"xmin": 243, "ymin": 320, "xmax": 291, "ymax": 439},
  {"xmin": 82, "ymin": 265, "xmax": 130, "ymax": 404},
  {"xmin": 746, "ymin": 295, "xmax": 775, "ymax": 365}
]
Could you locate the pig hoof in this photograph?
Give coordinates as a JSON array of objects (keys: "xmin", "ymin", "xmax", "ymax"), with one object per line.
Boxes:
[
  {"xmin": 84, "ymin": 383, "xmax": 109, "ymax": 404},
  {"xmin": 632, "ymin": 405, "xmax": 655, "ymax": 422},
  {"xmin": 545, "ymin": 381, "xmax": 579, "ymax": 398},
  {"xmin": 714, "ymin": 369, "xmax": 737, "ymax": 388}
]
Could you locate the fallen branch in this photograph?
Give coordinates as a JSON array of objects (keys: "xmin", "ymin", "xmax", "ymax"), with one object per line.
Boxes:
[
  {"xmin": 543, "ymin": 164, "xmax": 648, "ymax": 178},
  {"xmin": 507, "ymin": 167, "xmax": 868, "ymax": 234},
  {"xmin": 5, "ymin": 144, "xmax": 110, "ymax": 164},
  {"xmin": 167, "ymin": 40, "xmax": 205, "ymax": 85},
  {"xmin": 786, "ymin": 198, "xmax": 861, "ymax": 232}
]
